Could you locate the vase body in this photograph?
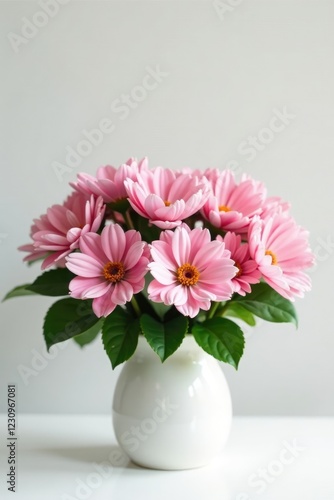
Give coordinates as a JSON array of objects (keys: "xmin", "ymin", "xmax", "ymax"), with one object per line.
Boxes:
[{"xmin": 112, "ymin": 335, "xmax": 232, "ymax": 470}]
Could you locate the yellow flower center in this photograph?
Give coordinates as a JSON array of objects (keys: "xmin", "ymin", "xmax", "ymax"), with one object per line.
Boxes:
[
  {"xmin": 164, "ymin": 200, "xmax": 171, "ymax": 207},
  {"xmin": 265, "ymin": 250, "xmax": 278, "ymax": 265},
  {"xmin": 219, "ymin": 205, "xmax": 231, "ymax": 212},
  {"xmin": 103, "ymin": 261, "xmax": 125, "ymax": 282},
  {"xmin": 176, "ymin": 263, "xmax": 200, "ymax": 286}
]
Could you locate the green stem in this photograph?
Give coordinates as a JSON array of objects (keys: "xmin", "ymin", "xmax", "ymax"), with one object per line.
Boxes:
[
  {"xmin": 131, "ymin": 295, "xmax": 141, "ymax": 317},
  {"xmin": 217, "ymin": 302, "xmax": 228, "ymax": 317},
  {"xmin": 124, "ymin": 210, "xmax": 135, "ymax": 230},
  {"xmin": 207, "ymin": 301, "xmax": 220, "ymax": 320}
]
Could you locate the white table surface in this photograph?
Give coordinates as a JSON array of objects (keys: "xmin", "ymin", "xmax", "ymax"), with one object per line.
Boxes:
[{"xmin": 0, "ymin": 414, "xmax": 333, "ymax": 500}]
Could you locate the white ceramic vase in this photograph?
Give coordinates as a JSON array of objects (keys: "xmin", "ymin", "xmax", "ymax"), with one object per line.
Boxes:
[{"xmin": 112, "ymin": 335, "xmax": 232, "ymax": 470}]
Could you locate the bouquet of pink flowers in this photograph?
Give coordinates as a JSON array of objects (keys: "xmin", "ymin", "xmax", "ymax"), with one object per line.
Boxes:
[{"xmin": 5, "ymin": 158, "xmax": 314, "ymax": 369}]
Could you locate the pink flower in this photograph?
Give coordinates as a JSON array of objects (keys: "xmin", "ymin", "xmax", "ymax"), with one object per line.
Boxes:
[
  {"xmin": 18, "ymin": 221, "xmax": 50, "ymax": 265},
  {"xmin": 19, "ymin": 193, "xmax": 105, "ymax": 270},
  {"xmin": 217, "ymin": 232, "xmax": 261, "ymax": 296},
  {"xmin": 201, "ymin": 170, "xmax": 266, "ymax": 233},
  {"xmin": 66, "ymin": 224, "xmax": 149, "ymax": 317},
  {"xmin": 148, "ymin": 224, "xmax": 237, "ymax": 317},
  {"xmin": 261, "ymin": 196, "xmax": 290, "ymax": 218},
  {"xmin": 248, "ymin": 214, "xmax": 314, "ymax": 300},
  {"xmin": 124, "ymin": 167, "xmax": 210, "ymax": 229},
  {"xmin": 71, "ymin": 157, "xmax": 148, "ymax": 203}
]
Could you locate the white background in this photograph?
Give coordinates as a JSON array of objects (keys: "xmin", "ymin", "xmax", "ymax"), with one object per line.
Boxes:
[{"xmin": 0, "ymin": 0, "xmax": 333, "ymax": 416}]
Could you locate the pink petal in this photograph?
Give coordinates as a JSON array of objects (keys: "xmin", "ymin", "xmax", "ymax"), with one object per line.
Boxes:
[
  {"xmin": 200, "ymin": 262, "xmax": 237, "ymax": 283},
  {"xmin": 92, "ymin": 292, "xmax": 117, "ymax": 317},
  {"xmin": 150, "ymin": 241, "xmax": 176, "ymax": 271},
  {"xmin": 148, "ymin": 262, "xmax": 176, "ymax": 285},
  {"xmin": 192, "ymin": 241, "xmax": 227, "ymax": 269},
  {"xmin": 42, "ymin": 251, "xmax": 70, "ymax": 270},
  {"xmin": 144, "ymin": 194, "xmax": 165, "ymax": 219},
  {"xmin": 150, "ymin": 219, "xmax": 182, "ymax": 229},
  {"xmin": 165, "ymin": 284, "xmax": 188, "ymax": 306},
  {"xmin": 69, "ymin": 276, "xmax": 110, "ymax": 299},
  {"xmin": 79, "ymin": 233, "xmax": 106, "ymax": 265},
  {"xmin": 123, "ymin": 241, "xmax": 145, "ymax": 270},
  {"xmin": 172, "ymin": 227, "xmax": 190, "ymax": 266},
  {"xmin": 125, "ymin": 257, "xmax": 149, "ymax": 282},
  {"xmin": 66, "ymin": 253, "xmax": 102, "ymax": 277},
  {"xmin": 147, "ymin": 279, "xmax": 165, "ymax": 302},
  {"xmin": 110, "ymin": 281, "xmax": 133, "ymax": 305},
  {"xmin": 101, "ymin": 224, "xmax": 126, "ymax": 262}
]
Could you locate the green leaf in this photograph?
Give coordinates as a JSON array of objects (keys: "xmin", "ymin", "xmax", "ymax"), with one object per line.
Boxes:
[
  {"xmin": 27, "ymin": 268, "xmax": 74, "ymax": 296},
  {"xmin": 3, "ymin": 284, "xmax": 37, "ymax": 301},
  {"xmin": 43, "ymin": 298, "xmax": 100, "ymax": 350},
  {"xmin": 235, "ymin": 283, "xmax": 298, "ymax": 326},
  {"xmin": 192, "ymin": 317, "xmax": 245, "ymax": 369},
  {"xmin": 222, "ymin": 302, "xmax": 256, "ymax": 326},
  {"xmin": 3, "ymin": 268, "xmax": 74, "ymax": 302},
  {"xmin": 140, "ymin": 314, "xmax": 188, "ymax": 362},
  {"xmin": 73, "ymin": 319, "xmax": 103, "ymax": 348},
  {"xmin": 102, "ymin": 307, "xmax": 140, "ymax": 369}
]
